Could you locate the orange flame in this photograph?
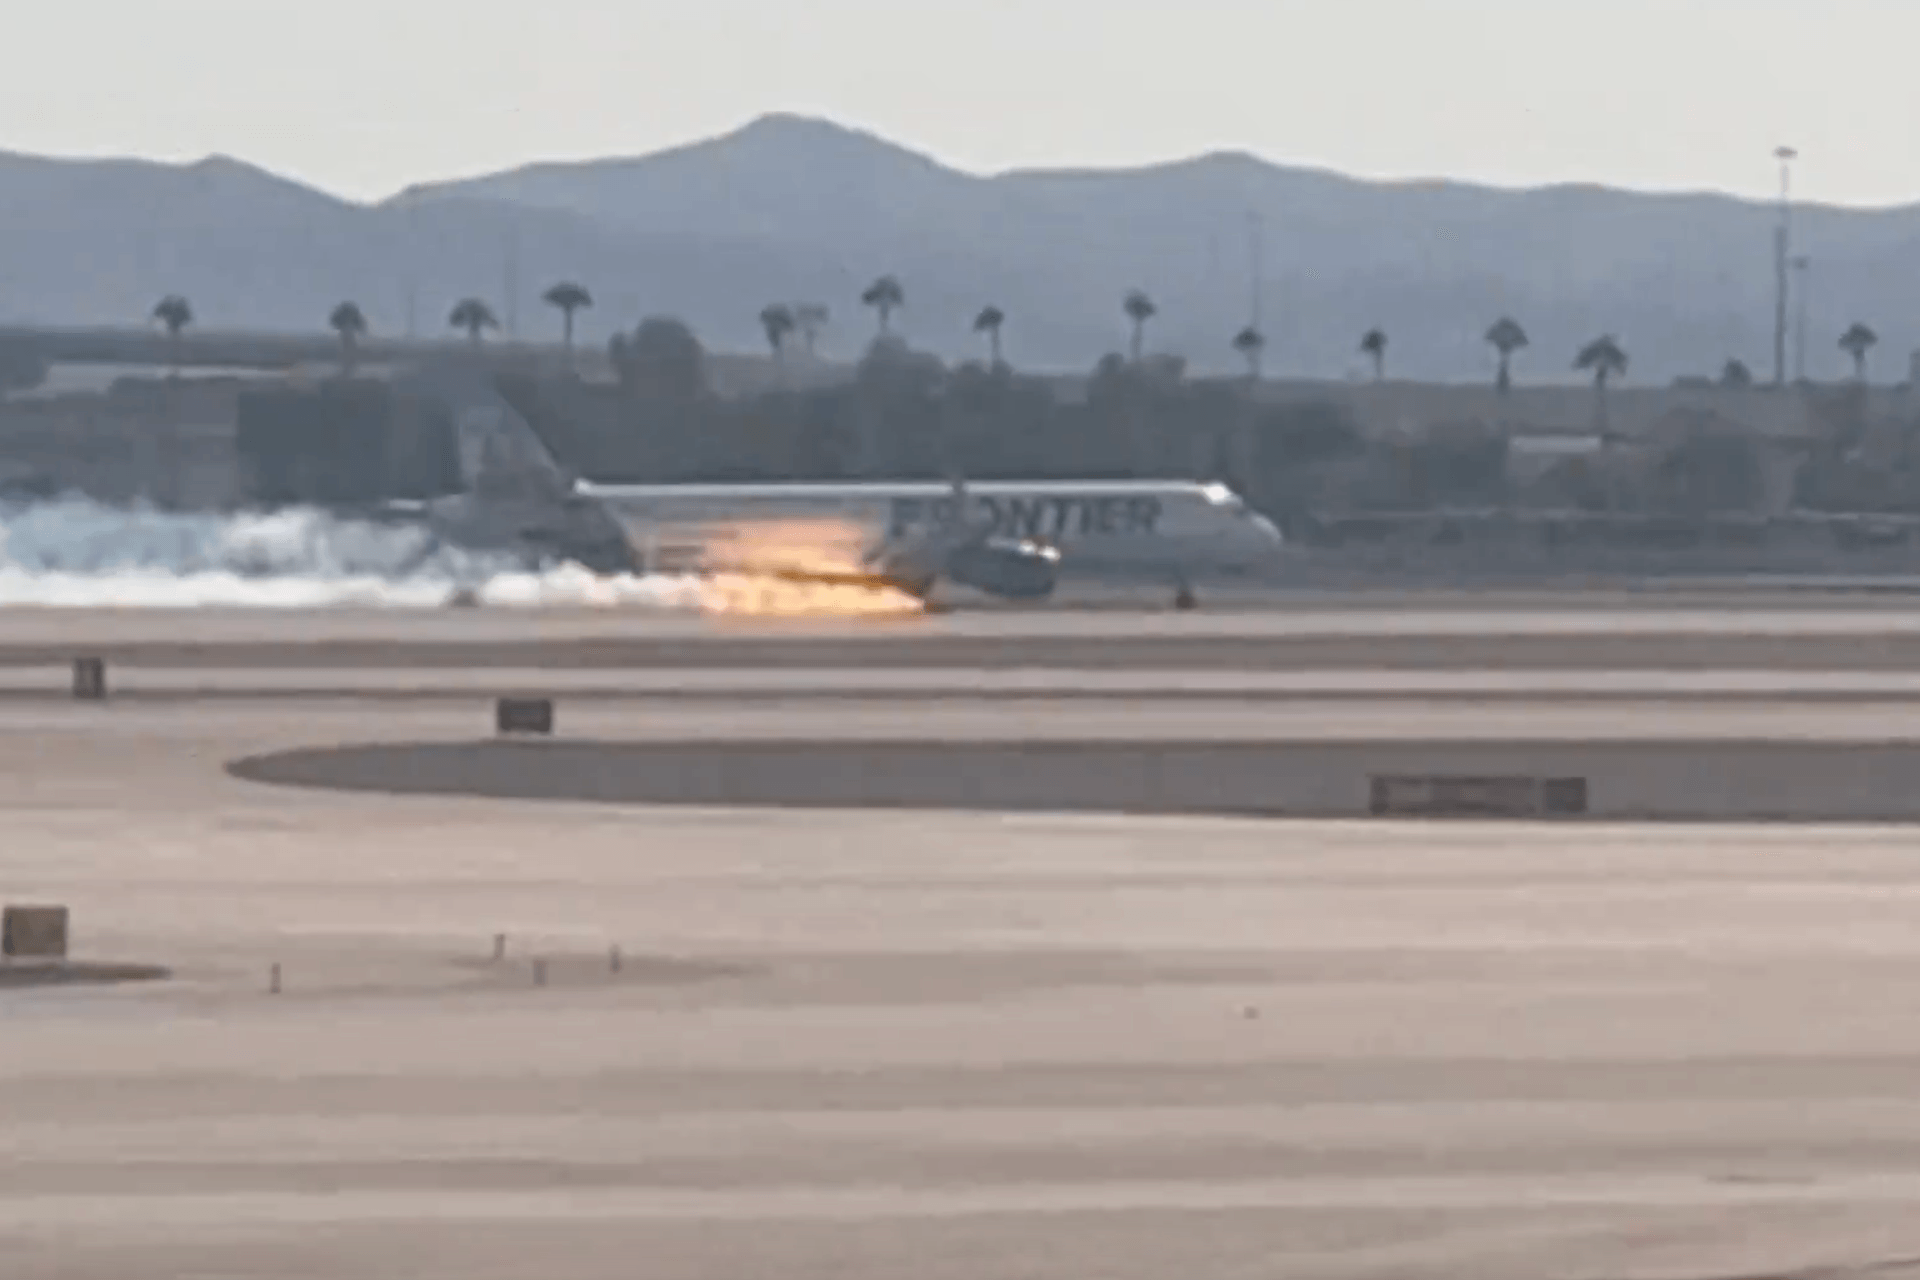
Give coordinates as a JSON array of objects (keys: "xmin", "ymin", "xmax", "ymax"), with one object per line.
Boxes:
[
  {"xmin": 687, "ymin": 518, "xmax": 925, "ymax": 619},
  {"xmin": 695, "ymin": 573, "xmax": 923, "ymax": 618}
]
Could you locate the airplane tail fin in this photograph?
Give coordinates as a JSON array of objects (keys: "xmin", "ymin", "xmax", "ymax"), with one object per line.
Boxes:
[
  {"xmin": 388, "ymin": 358, "xmax": 638, "ymax": 574},
  {"xmin": 398, "ymin": 358, "xmax": 576, "ymax": 503}
]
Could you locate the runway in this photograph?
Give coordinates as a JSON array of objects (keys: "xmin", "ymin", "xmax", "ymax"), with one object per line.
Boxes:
[
  {"xmin": 12, "ymin": 598, "xmax": 1920, "ymax": 669},
  {"xmin": 22, "ymin": 663, "xmax": 1920, "ymax": 700},
  {"xmin": 8, "ymin": 603, "xmax": 1920, "ymax": 1278}
]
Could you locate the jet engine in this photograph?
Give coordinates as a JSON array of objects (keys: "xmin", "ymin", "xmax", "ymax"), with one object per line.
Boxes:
[{"xmin": 942, "ymin": 537, "xmax": 1062, "ymax": 600}]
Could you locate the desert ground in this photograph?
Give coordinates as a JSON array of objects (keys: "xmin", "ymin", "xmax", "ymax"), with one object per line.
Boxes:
[{"xmin": 8, "ymin": 604, "xmax": 1920, "ymax": 1278}]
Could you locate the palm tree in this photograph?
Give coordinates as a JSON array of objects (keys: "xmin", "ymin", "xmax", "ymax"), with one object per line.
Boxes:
[
  {"xmin": 759, "ymin": 304, "xmax": 796, "ymax": 360},
  {"xmin": 973, "ymin": 305, "xmax": 1006, "ymax": 366},
  {"xmin": 860, "ymin": 276, "xmax": 904, "ymax": 338},
  {"xmin": 1231, "ymin": 325, "xmax": 1265, "ymax": 380},
  {"xmin": 1360, "ymin": 328, "xmax": 1388, "ymax": 381},
  {"xmin": 1574, "ymin": 335, "xmax": 1629, "ymax": 434},
  {"xmin": 1485, "ymin": 317, "xmax": 1529, "ymax": 393},
  {"xmin": 1123, "ymin": 290, "xmax": 1157, "ymax": 363},
  {"xmin": 542, "ymin": 282, "xmax": 593, "ymax": 362},
  {"xmin": 448, "ymin": 298, "xmax": 498, "ymax": 346},
  {"xmin": 794, "ymin": 303, "xmax": 829, "ymax": 356},
  {"xmin": 1840, "ymin": 322, "xmax": 1879, "ymax": 382},
  {"xmin": 328, "ymin": 302, "xmax": 368, "ymax": 376},
  {"xmin": 151, "ymin": 294, "xmax": 193, "ymax": 377}
]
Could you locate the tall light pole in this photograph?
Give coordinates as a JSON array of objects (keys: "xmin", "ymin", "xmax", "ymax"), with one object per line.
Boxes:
[
  {"xmin": 1773, "ymin": 145, "xmax": 1797, "ymax": 389},
  {"xmin": 1241, "ymin": 209, "xmax": 1266, "ymax": 381},
  {"xmin": 1246, "ymin": 209, "xmax": 1265, "ymax": 334},
  {"xmin": 503, "ymin": 220, "xmax": 521, "ymax": 343},
  {"xmin": 399, "ymin": 190, "xmax": 420, "ymax": 339},
  {"xmin": 1792, "ymin": 254, "xmax": 1810, "ymax": 383}
]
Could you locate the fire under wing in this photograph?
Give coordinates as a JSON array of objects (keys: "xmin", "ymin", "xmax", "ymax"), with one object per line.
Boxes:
[
  {"xmin": 852, "ymin": 499, "xmax": 1064, "ymax": 601},
  {"xmin": 741, "ymin": 536, "xmax": 1061, "ymax": 600},
  {"xmin": 609, "ymin": 480, "xmax": 1066, "ymax": 601}
]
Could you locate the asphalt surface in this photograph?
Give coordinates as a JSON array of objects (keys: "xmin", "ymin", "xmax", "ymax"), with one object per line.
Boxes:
[
  {"xmin": 6, "ymin": 604, "xmax": 1920, "ymax": 1278},
  {"xmin": 11, "ymin": 599, "xmax": 1920, "ymax": 669},
  {"xmin": 19, "ymin": 665, "xmax": 1920, "ymax": 701}
]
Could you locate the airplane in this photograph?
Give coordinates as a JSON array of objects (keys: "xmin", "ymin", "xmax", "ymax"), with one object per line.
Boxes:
[
  {"xmin": 579, "ymin": 475, "xmax": 1284, "ymax": 607},
  {"xmin": 374, "ymin": 362, "xmax": 1288, "ymax": 607}
]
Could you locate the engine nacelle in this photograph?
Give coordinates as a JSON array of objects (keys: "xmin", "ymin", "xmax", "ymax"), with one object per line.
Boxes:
[{"xmin": 943, "ymin": 537, "xmax": 1062, "ymax": 600}]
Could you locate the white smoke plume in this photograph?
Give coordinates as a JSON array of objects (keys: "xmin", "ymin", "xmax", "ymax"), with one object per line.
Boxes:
[{"xmin": 0, "ymin": 496, "xmax": 703, "ymax": 609}]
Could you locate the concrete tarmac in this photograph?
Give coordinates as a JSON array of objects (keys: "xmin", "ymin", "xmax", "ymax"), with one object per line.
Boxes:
[
  {"xmin": 10, "ymin": 637, "xmax": 1920, "ymax": 1277},
  {"xmin": 24, "ymin": 690, "xmax": 1920, "ymax": 741},
  {"xmin": 11, "ymin": 601, "xmax": 1920, "ymax": 670},
  {"xmin": 7, "ymin": 599, "xmax": 1920, "ymax": 647},
  {"xmin": 27, "ymin": 664, "xmax": 1920, "ymax": 700}
]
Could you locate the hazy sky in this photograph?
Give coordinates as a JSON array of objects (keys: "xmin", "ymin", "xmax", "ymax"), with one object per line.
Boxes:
[{"xmin": 6, "ymin": 0, "xmax": 1915, "ymax": 207}]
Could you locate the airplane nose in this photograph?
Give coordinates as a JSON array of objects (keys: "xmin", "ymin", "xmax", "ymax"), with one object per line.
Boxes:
[
  {"xmin": 1216, "ymin": 514, "xmax": 1285, "ymax": 569},
  {"xmin": 1247, "ymin": 513, "xmax": 1285, "ymax": 554}
]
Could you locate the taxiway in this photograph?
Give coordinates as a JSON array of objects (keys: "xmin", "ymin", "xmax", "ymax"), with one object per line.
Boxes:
[{"xmin": 5, "ymin": 604, "xmax": 1920, "ymax": 1278}]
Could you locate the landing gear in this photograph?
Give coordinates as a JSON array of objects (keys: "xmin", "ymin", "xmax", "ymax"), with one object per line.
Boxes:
[{"xmin": 1172, "ymin": 580, "xmax": 1198, "ymax": 611}]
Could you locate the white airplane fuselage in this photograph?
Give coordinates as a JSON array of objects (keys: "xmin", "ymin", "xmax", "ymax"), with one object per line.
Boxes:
[{"xmin": 574, "ymin": 478, "xmax": 1285, "ymax": 591}]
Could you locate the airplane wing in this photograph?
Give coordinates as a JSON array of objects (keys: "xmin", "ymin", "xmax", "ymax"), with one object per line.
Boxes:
[
  {"xmin": 767, "ymin": 564, "xmax": 923, "ymax": 593},
  {"xmin": 660, "ymin": 477, "xmax": 1056, "ymax": 603},
  {"xmin": 672, "ymin": 519, "xmax": 977, "ymax": 600},
  {"xmin": 652, "ymin": 516, "xmax": 946, "ymax": 600}
]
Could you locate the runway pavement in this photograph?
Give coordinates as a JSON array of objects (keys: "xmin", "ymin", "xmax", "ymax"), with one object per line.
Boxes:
[
  {"xmin": 20, "ymin": 664, "xmax": 1920, "ymax": 701},
  {"xmin": 9, "ymin": 608, "xmax": 1920, "ymax": 1277},
  {"xmin": 10, "ymin": 598, "xmax": 1920, "ymax": 669}
]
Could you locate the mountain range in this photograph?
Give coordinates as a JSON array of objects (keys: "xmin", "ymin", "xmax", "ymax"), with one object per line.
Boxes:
[{"xmin": 4, "ymin": 113, "xmax": 1917, "ymax": 384}]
